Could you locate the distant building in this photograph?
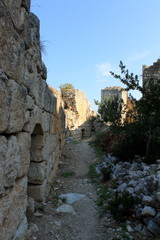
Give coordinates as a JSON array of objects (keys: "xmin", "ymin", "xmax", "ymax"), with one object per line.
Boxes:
[
  {"xmin": 101, "ymin": 86, "xmax": 128, "ymax": 105},
  {"xmin": 143, "ymin": 59, "xmax": 160, "ymax": 87}
]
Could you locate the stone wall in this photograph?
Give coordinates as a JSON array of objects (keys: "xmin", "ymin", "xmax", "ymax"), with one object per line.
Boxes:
[
  {"xmin": 101, "ymin": 86, "xmax": 128, "ymax": 121},
  {"xmin": 61, "ymin": 89, "xmax": 95, "ymax": 140},
  {"xmin": 143, "ymin": 59, "xmax": 160, "ymax": 86},
  {"xmin": 101, "ymin": 86, "xmax": 128, "ymax": 105},
  {"xmin": 0, "ymin": 1, "xmax": 65, "ymax": 239}
]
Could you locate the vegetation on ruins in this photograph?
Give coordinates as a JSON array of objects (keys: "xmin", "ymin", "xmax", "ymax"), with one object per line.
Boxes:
[
  {"xmin": 59, "ymin": 83, "xmax": 74, "ymax": 91},
  {"xmin": 94, "ymin": 95, "xmax": 123, "ymax": 126},
  {"xmin": 95, "ymin": 61, "xmax": 160, "ymax": 163}
]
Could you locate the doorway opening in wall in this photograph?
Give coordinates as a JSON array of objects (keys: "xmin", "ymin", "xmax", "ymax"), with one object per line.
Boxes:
[
  {"xmin": 27, "ymin": 123, "xmax": 44, "ymax": 205},
  {"xmin": 81, "ymin": 129, "xmax": 85, "ymax": 139}
]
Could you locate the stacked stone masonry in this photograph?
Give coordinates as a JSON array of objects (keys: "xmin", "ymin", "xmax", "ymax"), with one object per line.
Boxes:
[
  {"xmin": 143, "ymin": 59, "xmax": 160, "ymax": 86},
  {"xmin": 0, "ymin": 1, "xmax": 65, "ymax": 239},
  {"xmin": 62, "ymin": 89, "xmax": 95, "ymax": 140}
]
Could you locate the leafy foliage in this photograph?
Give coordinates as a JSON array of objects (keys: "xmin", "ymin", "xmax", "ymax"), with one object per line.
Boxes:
[
  {"xmin": 59, "ymin": 83, "xmax": 74, "ymax": 91},
  {"xmin": 95, "ymin": 95, "xmax": 123, "ymax": 126},
  {"xmin": 108, "ymin": 191, "xmax": 136, "ymax": 222},
  {"xmin": 95, "ymin": 61, "xmax": 160, "ymax": 163}
]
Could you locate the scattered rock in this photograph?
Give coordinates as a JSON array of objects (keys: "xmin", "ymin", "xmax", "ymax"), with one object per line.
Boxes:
[
  {"xmin": 147, "ymin": 220, "xmax": 160, "ymax": 236},
  {"xmin": 56, "ymin": 204, "xmax": 76, "ymax": 214},
  {"xmin": 141, "ymin": 206, "xmax": 156, "ymax": 217},
  {"xmin": 59, "ymin": 193, "xmax": 86, "ymax": 204},
  {"xmin": 34, "ymin": 212, "xmax": 44, "ymax": 217}
]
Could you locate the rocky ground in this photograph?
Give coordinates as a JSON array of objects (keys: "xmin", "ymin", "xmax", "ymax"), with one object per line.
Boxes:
[
  {"xmin": 27, "ymin": 138, "xmax": 160, "ymax": 240},
  {"xmin": 28, "ymin": 139, "xmax": 108, "ymax": 240}
]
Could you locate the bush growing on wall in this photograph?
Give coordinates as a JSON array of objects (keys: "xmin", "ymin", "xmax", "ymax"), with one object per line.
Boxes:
[{"xmin": 59, "ymin": 83, "xmax": 74, "ymax": 91}]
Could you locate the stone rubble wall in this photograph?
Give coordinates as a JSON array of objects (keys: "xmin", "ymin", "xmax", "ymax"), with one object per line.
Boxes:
[
  {"xmin": 143, "ymin": 59, "xmax": 160, "ymax": 86},
  {"xmin": 101, "ymin": 86, "xmax": 128, "ymax": 122},
  {"xmin": 101, "ymin": 87, "xmax": 128, "ymax": 105},
  {"xmin": 0, "ymin": 1, "xmax": 65, "ymax": 239},
  {"xmin": 61, "ymin": 89, "xmax": 95, "ymax": 140}
]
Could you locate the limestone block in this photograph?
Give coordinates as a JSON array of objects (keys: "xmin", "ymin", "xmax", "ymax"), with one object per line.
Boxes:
[
  {"xmin": 0, "ymin": 1, "xmax": 26, "ymax": 81},
  {"xmin": 7, "ymin": 80, "xmax": 27, "ymax": 133},
  {"xmin": 28, "ymin": 162, "xmax": 46, "ymax": 184},
  {"xmin": 23, "ymin": 105, "xmax": 42, "ymax": 133},
  {"xmin": 26, "ymin": 95, "xmax": 34, "ymax": 110},
  {"xmin": 44, "ymin": 84, "xmax": 57, "ymax": 114},
  {"xmin": 5, "ymin": 136, "xmax": 19, "ymax": 188},
  {"xmin": 0, "ymin": 177, "xmax": 27, "ymax": 240},
  {"xmin": 0, "ymin": 136, "xmax": 7, "ymax": 195},
  {"xmin": 45, "ymin": 154, "xmax": 56, "ymax": 184},
  {"xmin": 30, "ymin": 135, "xmax": 44, "ymax": 162},
  {"xmin": 43, "ymin": 134, "xmax": 57, "ymax": 160},
  {"xmin": 27, "ymin": 197, "xmax": 35, "ymax": 214},
  {"xmin": 0, "ymin": 72, "xmax": 9, "ymax": 133},
  {"xmin": 16, "ymin": 132, "xmax": 31, "ymax": 178},
  {"xmin": 50, "ymin": 115, "xmax": 57, "ymax": 134},
  {"xmin": 27, "ymin": 180, "xmax": 47, "ymax": 202},
  {"xmin": 43, "ymin": 112, "xmax": 51, "ymax": 132}
]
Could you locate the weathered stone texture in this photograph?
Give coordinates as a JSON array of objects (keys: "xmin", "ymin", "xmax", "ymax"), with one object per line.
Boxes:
[
  {"xmin": 143, "ymin": 59, "xmax": 160, "ymax": 86},
  {"xmin": 0, "ymin": 1, "xmax": 65, "ymax": 239},
  {"xmin": 61, "ymin": 89, "xmax": 95, "ymax": 140}
]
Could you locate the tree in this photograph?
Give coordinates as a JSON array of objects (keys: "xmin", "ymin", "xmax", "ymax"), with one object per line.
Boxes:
[
  {"xmin": 94, "ymin": 95, "xmax": 124, "ymax": 126},
  {"xmin": 110, "ymin": 61, "xmax": 160, "ymax": 162},
  {"xmin": 59, "ymin": 83, "xmax": 74, "ymax": 91}
]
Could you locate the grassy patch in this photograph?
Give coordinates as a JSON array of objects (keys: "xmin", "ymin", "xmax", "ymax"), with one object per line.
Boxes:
[
  {"xmin": 108, "ymin": 191, "xmax": 137, "ymax": 222},
  {"xmin": 61, "ymin": 171, "xmax": 75, "ymax": 177},
  {"xmin": 88, "ymin": 162, "xmax": 101, "ymax": 181},
  {"xmin": 89, "ymin": 141, "xmax": 104, "ymax": 158}
]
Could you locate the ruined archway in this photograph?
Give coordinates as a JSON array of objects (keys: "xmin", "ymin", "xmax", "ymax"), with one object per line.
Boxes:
[{"xmin": 27, "ymin": 124, "xmax": 46, "ymax": 202}]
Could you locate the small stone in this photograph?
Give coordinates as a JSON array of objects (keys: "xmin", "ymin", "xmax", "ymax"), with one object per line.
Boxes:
[
  {"xmin": 126, "ymin": 225, "xmax": 134, "ymax": 232},
  {"xmin": 135, "ymin": 223, "xmax": 143, "ymax": 232},
  {"xmin": 59, "ymin": 193, "xmax": 86, "ymax": 204},
  {"xmin": 156, "ymin": 192, "xmax": 160, "ymax": 201},
  {"xmin": 147, "ymin": 220, "xmax": 160, "ymax": 236},
  {"xmin": 154, "ymin": 212, "xmax": 160, "ymax": 225},
  {"xmin": 142, "ymin": 195, "xmax": 153, "ymax": 206},
  {"xmin": 30, "ymin": 223, "xmax": 39, "ymax": 233},
  {"xmin": 117, "ymin": 183, "xmax": 127, "ymax": 192},
  {"xmin": 54, "ymin": 221, "xmax": 62, "ymax": 227},
  {"xmin": 141, "ymin": 225, "xmax": 154, "ymax": 237},
  {"xmin": 34, "ymin": 211, "xmax": 43, "ymax": 217},
  {"xmin": 141, "ymin": 206, "xmax": 156, "ymax": 217},
  {"xmin": 56, "ymin": 204, "xmax": 76, "ymax": 214}
]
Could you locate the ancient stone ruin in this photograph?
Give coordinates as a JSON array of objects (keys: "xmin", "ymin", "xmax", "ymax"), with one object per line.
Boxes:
[
  {"xmin": 0, "ymin": 1, "xmax": 65, "ymax": 239},
  {"xmin": 101, "ymin": 86, "xmax": 128, "ymax": 121},
  {"xmin": 61, "ymin": 89, "xmax": 95, "ymax": 140},
  {"xmin": 143, "ymin": 59, "xmax": 160, "ymax": 86},
  {"xmin": 101, "ymin": 86, "xmax": 128, "ymax": 105}
]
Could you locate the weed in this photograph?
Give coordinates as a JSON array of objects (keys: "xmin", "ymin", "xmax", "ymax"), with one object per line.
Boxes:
[
  {"xmin": 52, "ymin": 196, "xmax": 59, "ymax": 206},
  {"xmin": 37, "ymin": 204, "xmax": 44, "ymax": 212},
  {"xmin": 88, "ymin": 162, "xmax": 101, "ymax": 182},
  {"xmin": 101, "ymin": 165, "xmax": 112, "ymax": 181},
  {"xmin": 89, "ymin": 140, "xmax": 104, "ymax": 158},
  {"xmin": 61, "ymin": 171, "xmax": 75, "ymax": 177},
  {"xmin": 108, "ymin": 191, "xmax": 136, "ymax": 222},
  {"xmin": 61, "ymin": 197, "xmax": 67, "ymax": 203}
]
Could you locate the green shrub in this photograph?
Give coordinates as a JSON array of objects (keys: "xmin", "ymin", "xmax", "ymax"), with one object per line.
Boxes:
[
  {"xmin": 59, "ymin": 83, "xmax": 74, "ymax": 91},
  {"xmin": 101, "ymin": 165, "xmax": 112, "ymax": 181},
  {"xmin": 108, "ymin": 191, "xmax": 136, "ymax": 222}
]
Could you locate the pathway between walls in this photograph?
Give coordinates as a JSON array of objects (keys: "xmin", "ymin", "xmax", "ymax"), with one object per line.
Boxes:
[{"xmin": 27, "ymin": 138, "xmax": 111, "ymax": 240}]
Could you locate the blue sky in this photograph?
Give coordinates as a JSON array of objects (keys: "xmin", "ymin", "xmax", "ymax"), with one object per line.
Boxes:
[{"xmin": 31, "ymin": 0, "xmax": 160, "ymax": 111}]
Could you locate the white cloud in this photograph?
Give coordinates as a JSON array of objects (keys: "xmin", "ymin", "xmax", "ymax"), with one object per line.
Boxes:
[
  {"xmin": 129, "ymin": 51, "xmax": 150, "ymax": 62},
  {"xmin": 96, "ymin": 62, "xmax": 114, "ymax": 77}
]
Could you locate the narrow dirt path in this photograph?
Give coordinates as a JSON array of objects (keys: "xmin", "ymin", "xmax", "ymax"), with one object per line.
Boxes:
[{"xmin": 28, "ymin": 139, "xmax": 112, "ymax": 240}]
